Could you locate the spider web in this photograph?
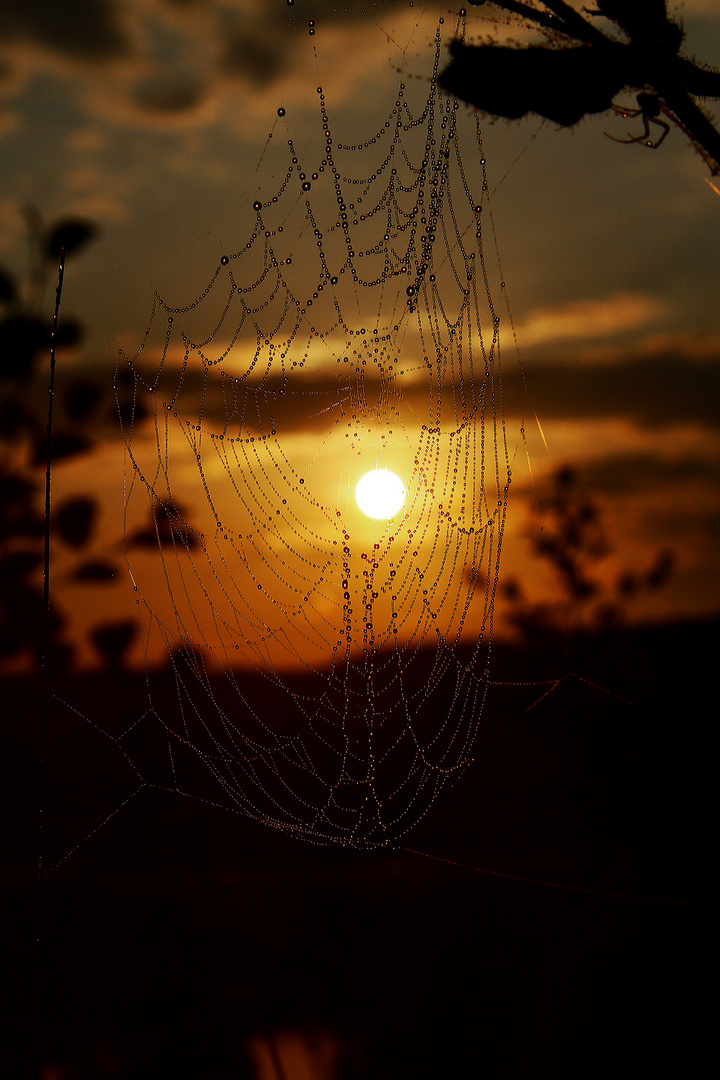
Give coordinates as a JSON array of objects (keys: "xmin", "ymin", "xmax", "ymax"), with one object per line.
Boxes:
[{"xmin": 108, "ymin": 11, "xmax": 513, "ymax": 850}]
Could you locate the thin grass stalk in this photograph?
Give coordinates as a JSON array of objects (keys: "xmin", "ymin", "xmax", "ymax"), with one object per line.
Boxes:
[{"xmin": 36, "ymin": 247, "xmax": 65, "ymax": 1080}]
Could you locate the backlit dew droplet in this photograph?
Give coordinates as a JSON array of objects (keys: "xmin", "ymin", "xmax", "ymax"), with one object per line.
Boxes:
[
  {"xmin": 253, "ymin": 201, "xmax": 262, "ymax": 211},
  {"xmin": 277, "ymin": 107, "xmax": 286, "ymax": 117},
  {"xmin": 221, "ymin": 256, "xmax": 229, "ymax": 265}
]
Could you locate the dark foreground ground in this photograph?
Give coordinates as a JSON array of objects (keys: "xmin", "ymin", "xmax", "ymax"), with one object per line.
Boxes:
[{"xmin": 3, "ymin": 618, "xmax": 719, "ymax": 1079}]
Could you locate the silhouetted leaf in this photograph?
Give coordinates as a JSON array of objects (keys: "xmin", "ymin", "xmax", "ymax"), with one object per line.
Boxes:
[
  {"xmin": 0, "ymin": 397, "xmax": 39, "ymax": 439},
  {"xmin": 64, "ymin": 379, "xmax": 103, "ymax": 422},
  {"xmin": 116, "ymin": 398, "xmax": 149, "ymax": 426},
  {"xmin": 0, "ymin": 508, "xmax": 43, "ymax": 543},
  {"xmin": 126, "ymin": 526, "xmax": 159, "ymax": 549},
  {"xmin": 0, "ymin": 266, "xmax": 16, "ymax": 303},
  {"xmin": 33, "ymin": 429, "xmax": 93, "ymax": 466},
  {"xmin": 617, "ymin": 571, "xmax": 639, "ymax": 598},
  {"xmin": 0, "ymin": 550, "xmax": 43, "ymax": 590},
  {"xmin": 55, "ymin": 317, "xmax": 84, "ymax": 348},
  {"xmin": 0, "ymin": 584, "xmax": 67, "ymax": 664},
  {"xmin": 0, "ymin": 314, "xmax": 50, "ymax": 380},
  {"xmin": 127, "ymin": 499, "xmax": 199, "ymax": 550},
  {"xmin": 499, "ymin": 576, "xmax": 523, "ymax": 602},
  {"xmin": 55, "ymin": 497, "xmax": 97, "ymax": 547},
  {"xmin": 45, "ymin": 218, "xmax": 98, "ymax": 261},
  {"xmin": 645, "ymin": 549, "xmax": 675, "ymax": 589},
  {"xmin": 440, "ymin": 43, "xmax": 623, "ymax": 126},
  {"xmin": 0, "ymin": 472, "xmax": 37, "ymax": 509},
  {"xmin": 72, "ymin": 559, "xmax": 118, "ymax": 583},
  {"xmin": 0, "ymin": 474, "xmax": 43, "ymax": 543},
  {"xmin": 92, "ymin": 620, "xmax": 137, "ymax": 669}
]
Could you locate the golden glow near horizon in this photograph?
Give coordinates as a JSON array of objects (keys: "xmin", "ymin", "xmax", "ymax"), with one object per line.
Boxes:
[{"xmin": 355, "ymin": 469, "xmax": 405, "ymax": 520}]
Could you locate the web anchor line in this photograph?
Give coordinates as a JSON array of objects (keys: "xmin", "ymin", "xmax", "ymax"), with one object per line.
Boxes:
[{"xmin": 398, "ymin": 845, "xmax": 687, "ymax": 907}]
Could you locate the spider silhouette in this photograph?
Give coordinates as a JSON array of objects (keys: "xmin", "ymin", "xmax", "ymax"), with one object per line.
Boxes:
[
  {"xmin": 608, "ymin": 92, "xmax": 670, "ymax": 149},
  {"xmin": 440, "ymin": 0, "xmax": 720, "ymax": 173}
]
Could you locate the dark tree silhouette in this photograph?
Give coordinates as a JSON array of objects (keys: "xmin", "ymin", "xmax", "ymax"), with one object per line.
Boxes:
[
  {"xmin": 499, "ymin": 466, "xmax": 674, "ymax": 641},
  {"xmin": 126, "ymin": 498, "xmax": 200, "ymax": 552},
  {"xmin": 55, "ymin": 497, "xmax": 97, "ymax": 548},
  {"xmin": 92, "ymin": 620, "xmax": 137, "ymax": 670},
  {"xmin": 0, "ymin": 212, "xmax": 131, "ymax": 672},
  {"xmin": 440, "ymin": 0, "xmax": 720, "ymax": 173}
]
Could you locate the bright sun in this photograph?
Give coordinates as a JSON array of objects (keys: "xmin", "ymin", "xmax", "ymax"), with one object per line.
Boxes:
[{"xmin": 355, "ymin": 469, "xmax": 405, "ymax": 520}]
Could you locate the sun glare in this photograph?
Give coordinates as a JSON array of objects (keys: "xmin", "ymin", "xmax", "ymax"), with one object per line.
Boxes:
[{"xmin": 355, "ymin": 469, "xmax": 405, "ymax": 520}]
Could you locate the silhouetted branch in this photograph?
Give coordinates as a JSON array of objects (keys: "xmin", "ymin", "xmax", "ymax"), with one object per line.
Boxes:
[{"xmin": 441, "ymin": 1, "xmax": 720, "ymax": 174}]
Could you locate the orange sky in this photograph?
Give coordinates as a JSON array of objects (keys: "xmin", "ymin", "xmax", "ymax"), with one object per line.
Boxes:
[{"xmin": 2, "ymin": 1, "xmax": 720, "ymax": 673}]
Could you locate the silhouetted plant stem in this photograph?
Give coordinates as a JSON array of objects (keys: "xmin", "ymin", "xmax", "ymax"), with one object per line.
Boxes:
[
  {"xmin": 535, "ymin": 0, "xmax": 607, "ymax": 46},
  {"xmin": 42, "ymin": 247, "xmax": 64, "ymax": 697},
  {"xmin": 36, "ymin": 247, "xmax": 64, "ymax": 1080},
  {"xmin": 478, "ymin": 0, "xmax": 563, "ymax": 35},
  {"xmin": 658, "ymin": 77, "xmax": 720, "ymax": 176}
]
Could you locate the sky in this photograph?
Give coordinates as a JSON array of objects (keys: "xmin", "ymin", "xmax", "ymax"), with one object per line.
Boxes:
[
  {"xmin": 3, "ymin": 14, "xmax": 716, "ymax": 1076},
  {"xmin": 1, "ymin": 0, "xmax": 720, "ymax": 670}
]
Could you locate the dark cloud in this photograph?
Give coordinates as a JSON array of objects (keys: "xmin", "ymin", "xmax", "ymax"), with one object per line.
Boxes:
[
  {"xmin": 217, "ymin": 13, "xmax": 295, "ymax": 89},
  {"xmin": 137, "ymin": 354, "xmax": 720, "ymax": 437},
  {"xmin": 220, "ymin": 0, "xmax": 435, "ymax": 88},
  {"xmin": 0, "ymin": 0, "xmax": 440, "ymax": 106},
  {"xmin": 0, "ymin": 0, "xmax": 128, "ymax": 60},
  {"xmin": 571, "ymin": 453, "xmax": 720, "ymax": 498},
  {"xmin": 222, "ymin": 33, "xmax": 284, "ymax": 87},
  {"xmin": 507, "ymin": 356, "xmax": 720, "ymax": 430},
  {"xmin": 284, "ymin": 0, "xmax": 420, "ymax": 23},
  {"xmin": 134, "ymin": 75, "xmax": 206, "ymax": 114}
]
